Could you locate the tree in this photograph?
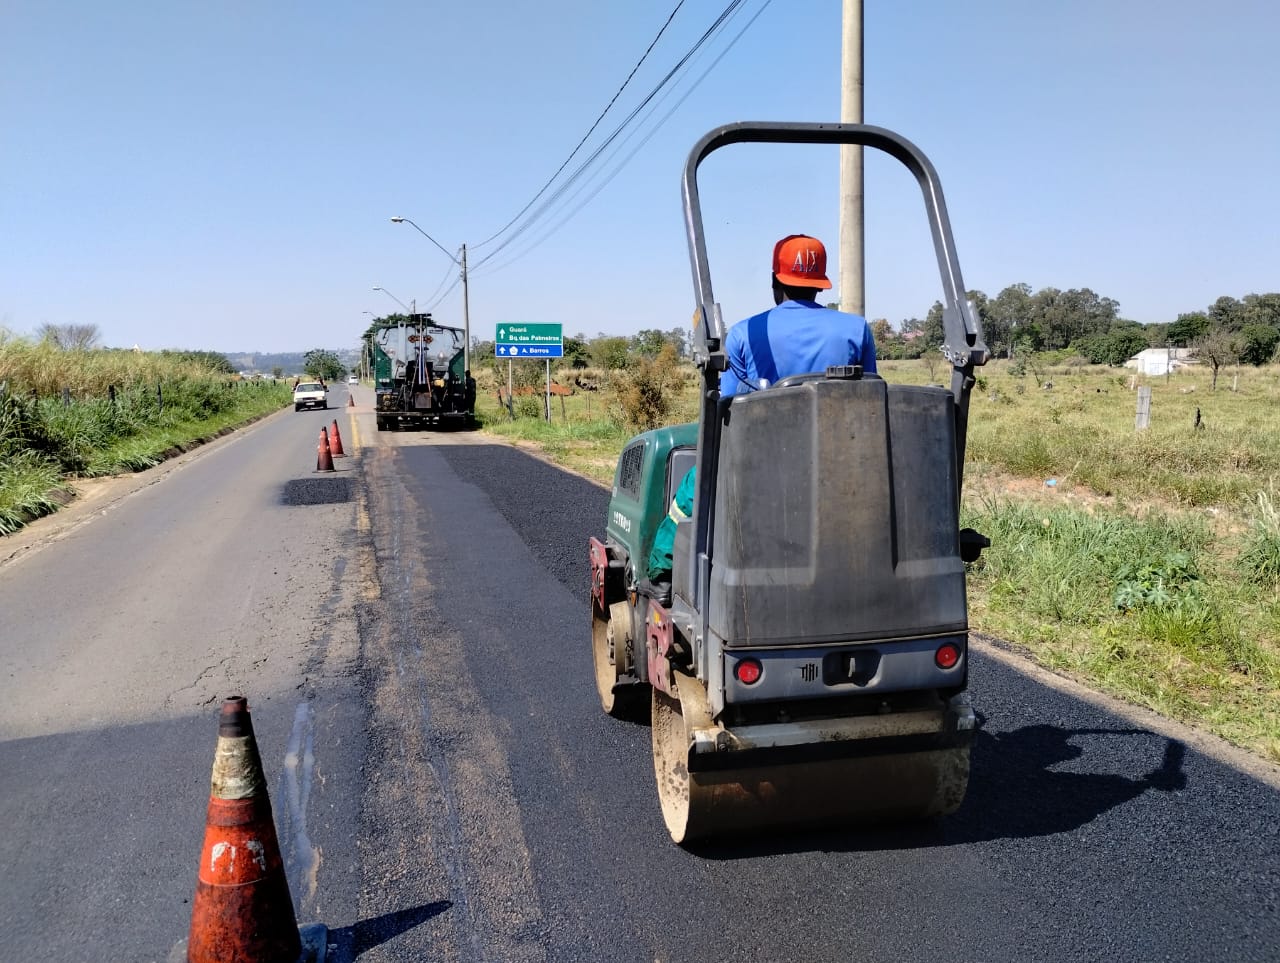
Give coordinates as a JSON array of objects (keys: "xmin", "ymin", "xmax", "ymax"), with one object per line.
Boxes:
[
  {"xmin": 1167, "ymin": 312, "xmax": 1210, "ymax": 345},
  {"xmin": 303, "ymin": 349, "xmax": 344, "ymax": 382},
  {"xmin": 37, "ymin": 322, "xmax": 101, "ymax": 350},
  {"xmin": 921, "ymin": 349, "xmax": 943, "ymax": 383},
  {"xmin": 666, "ymin": 326, "xmax": 688, "ymax": 358},
  {"xmin": 1241, "ymin": 293, "xmax": 1280, "ymax": 329},
  {"xmin": 1208, "ymin": 296, "xmax": 1246, "ymax": 332},
  {"xmin": 1074, "ymin": 329, "xmax": 1148, "ymax": 366},
  {"xmin": 1239, "ymin": 324, "xmax": 1280, "ymax": 366},
  {"xmin": 1028, "ymin": 287, "xmax": 1118, "ymax": 349},
  {"xmin": 161, "ymin": 349, "xmax": 235, "ymax": 374},
  {"xmin": 562, "ymin": 334, "xmax": 590, "ymax": 368},
  {"xmin": 272, "ymin": 366, "xmax": 284, "ymax": 379},
  {"xmin": 630, "ymin": 329, "xmax": 669, "ymax": 358},
  {"xmin": 922, "ymin": 301, "xmax": 945, "ymax": 347},
  {"xmin": 1191, "ymin": 330, "xmax": 1243, "ymax": 390},
  {"xmin": 590, "ymin": 336, "xmax": 630, "ymax": 370},
  {"xmin": 987, "ymin": 283, "xmax": 1032, "ymax": 355}
]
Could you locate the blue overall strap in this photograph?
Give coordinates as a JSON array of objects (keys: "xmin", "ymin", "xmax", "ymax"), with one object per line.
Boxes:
[{"xmin": 746, "ymin": 311, "xmax": 779, "ymax": 387}]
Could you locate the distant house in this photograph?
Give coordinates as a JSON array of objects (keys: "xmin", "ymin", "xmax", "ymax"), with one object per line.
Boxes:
[{"xmin": 1125, "ymin": 347, "xmax": 1196, "ymax": 376}]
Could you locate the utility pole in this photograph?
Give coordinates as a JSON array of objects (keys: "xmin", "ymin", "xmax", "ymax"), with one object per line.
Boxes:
[
  {"xmin": 838, "ymin": 0, "xmax": 865, "ymax": 316},
  {"xmin": 461, "ymin": 243, "xmax": 471, "ymax": 375}
]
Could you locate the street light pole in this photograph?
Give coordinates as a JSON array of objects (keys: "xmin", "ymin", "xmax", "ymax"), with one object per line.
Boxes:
[
  {"xmin": 391, "ymin": 216, "xmax": 470, "ymax": 375},
  {"xmin": 372, "ymin": 285, "xmax": 410, "ymax": 313}
]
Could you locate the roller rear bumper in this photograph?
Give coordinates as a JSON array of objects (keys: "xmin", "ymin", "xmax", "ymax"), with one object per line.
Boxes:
[{"xmin": 687, "ymin": 694, "xmax": 974, "ymax": 773}]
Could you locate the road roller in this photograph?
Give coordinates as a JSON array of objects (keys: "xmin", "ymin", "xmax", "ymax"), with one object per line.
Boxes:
[{"xmin": 589, "ymin": 122, "xmax": 990, "ymax": 844}]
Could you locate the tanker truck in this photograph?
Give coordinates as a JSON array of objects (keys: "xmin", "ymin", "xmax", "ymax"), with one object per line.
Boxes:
[{"xmin": 371, "ymin": 314, "xmax": 475, "ymax": 430}]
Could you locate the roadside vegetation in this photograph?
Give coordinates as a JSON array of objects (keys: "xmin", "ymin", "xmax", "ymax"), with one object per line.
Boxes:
[
  {"xmin": 0, "ymin": 334, "xmax": 289, "ymax": 534},
  {"xmin": 472, "ymin": 330, "xmax": 1280, "ymax": 762}
]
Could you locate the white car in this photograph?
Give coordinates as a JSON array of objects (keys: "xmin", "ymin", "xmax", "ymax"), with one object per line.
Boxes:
[
  {"xmin": 347, "ymin": 375, "xmax": 359, "ymax": 385},
  {"xmin": 293, "ymin": 382, "xmax": 328, "ymax": 411}
]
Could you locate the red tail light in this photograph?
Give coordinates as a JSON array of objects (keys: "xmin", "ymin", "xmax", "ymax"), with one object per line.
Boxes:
[
  {"xmin": 734, "ymin": 658, "xmax": 763, "ymax": 685},
  {"xmin": 935, "ymin": 642, "xmax": 961, "ymax": 669}
]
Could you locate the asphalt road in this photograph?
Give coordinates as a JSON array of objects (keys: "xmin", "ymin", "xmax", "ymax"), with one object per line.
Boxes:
[
  {"xmin": 3, "ymin": 389, "xmax": 1279, "ymax": 962},
  {"xmin": 356, "ymin": 428, "xmax": 1280, "ymax": 963},
  {"xmin": 0, "ymin": 389, "xmax": 365, "ymax": 962}
]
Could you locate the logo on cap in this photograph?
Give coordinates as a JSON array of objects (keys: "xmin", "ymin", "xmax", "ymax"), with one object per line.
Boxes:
[{"xmin": 772, "ymin": 234, "xmax": 832, "ymax": 290}]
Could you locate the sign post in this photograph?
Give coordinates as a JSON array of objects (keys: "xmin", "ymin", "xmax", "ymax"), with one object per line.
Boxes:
[{"xmin": 496, "ymin": 323, "xmax": 564, "ymax": 422}]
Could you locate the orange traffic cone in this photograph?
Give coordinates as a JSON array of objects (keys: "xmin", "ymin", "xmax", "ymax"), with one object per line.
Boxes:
[
  {"xmin": 347, "ymin": 392, "xmax": 355, "ymax": 408},
  {"xmin": 185, "ymin": 697, "xmax": 310, "ymax": 963},
  {"xmin": 316, "ymin": 429, "xmax": 335, "ymax": 472},
  {"xmin": 329, "ymin": 419, "xmax": 345, "ymax": 457}
]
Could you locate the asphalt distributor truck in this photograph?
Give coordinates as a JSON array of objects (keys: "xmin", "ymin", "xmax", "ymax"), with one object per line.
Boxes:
[
  {"xmin": 589, "ymin": 123, "xmax": 990, "ymax": 844},
  {"xmin": 372, "ymin": 314, "xmax": 474, "ymax": 430}
]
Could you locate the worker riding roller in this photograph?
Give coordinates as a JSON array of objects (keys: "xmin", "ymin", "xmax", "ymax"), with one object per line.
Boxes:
[
  {"xmin": 589, "ymin": 121, "xmax": 989, "ymax": 844},
  {"xmin": 646, "ymin": 233, "xmax": 877, "ymax": 593}
]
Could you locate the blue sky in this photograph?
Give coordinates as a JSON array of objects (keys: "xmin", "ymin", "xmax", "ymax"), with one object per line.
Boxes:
[{"xmin": 2, "ymin": 1, "xmax": 1277, "ymax": 353}]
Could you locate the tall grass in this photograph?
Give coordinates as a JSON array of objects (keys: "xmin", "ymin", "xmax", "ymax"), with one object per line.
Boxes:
[
  {"xmin": 0, "ymin": 336, "xmax": 213, "ymax": 397},
  {"xmin": 0, "ymin": 336, "xmax": 289, "ymax": 532},
  {"xmin": 963, "ymin": 498, "xmax": 1280, "ymax": 759},
  {"xmin": 1240, "ymin": 488, "xmax": 1280, "ymax": 587}
]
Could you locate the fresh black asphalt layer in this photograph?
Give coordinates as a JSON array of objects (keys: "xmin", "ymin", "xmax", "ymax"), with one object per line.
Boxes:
[{"xmin": 354, "ymin": 439, "xmax": 1280, "ymax": 962}]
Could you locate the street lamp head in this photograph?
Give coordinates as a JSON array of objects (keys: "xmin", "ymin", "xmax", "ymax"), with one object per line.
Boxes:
[
  {"xmin": 372, "ymin": 285, "xmax": 382, "ymax": 291},
  {"xmin": 390, "ymin": 216, "xmax": 405, "ymax": 223}
]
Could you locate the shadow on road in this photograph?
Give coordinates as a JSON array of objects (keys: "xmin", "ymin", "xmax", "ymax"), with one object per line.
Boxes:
[
  {"xmin": 325, "ymin": 900, "xmax": 452, "ymax": 958},
  {"xmin": 690, "ymin": 721, "xmax": 1188, "ymax": 860}
]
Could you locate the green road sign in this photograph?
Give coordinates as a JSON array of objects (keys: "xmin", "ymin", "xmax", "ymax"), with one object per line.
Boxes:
[
  {"xmin": 496, "ymin": 323, "xmax": 562, "ymax": 345},
  {"xmin": 496, "ymin": 323, "xmax": 563, "ymax": 358}
]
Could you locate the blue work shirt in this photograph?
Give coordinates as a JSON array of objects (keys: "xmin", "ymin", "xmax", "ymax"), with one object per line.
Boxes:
[
  {"xmin": 719, "ymin": 300, "xmax": 877, "ymax": 397},
  {"xmin": 646, "ymin": 300, "xmax": 878, "ymax": 579}
]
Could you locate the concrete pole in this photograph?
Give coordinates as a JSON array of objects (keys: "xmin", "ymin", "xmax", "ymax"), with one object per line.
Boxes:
[
  {"xmin": 838, "ymin": 0, "xmax": 865, "ymax": 316},
  {"xmin": 461, "ymin": 243, "xmax": 471, "ymax": 376}
]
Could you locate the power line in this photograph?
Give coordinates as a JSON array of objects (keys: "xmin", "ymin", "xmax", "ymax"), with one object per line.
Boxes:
[
  {"xmin": 473, "ymin": 0, "xmax": 689, "ymax": 250},
  {"xmin": 420, "ymin": 256, "xmax": 460, "ymax": 311},
  {"xmin": 469, "ymin": 0, "xmax": 774, "ymax": 281},
  {"xmin": 473, "ymin": 0, "xmax": 750, "ymax": 271}
]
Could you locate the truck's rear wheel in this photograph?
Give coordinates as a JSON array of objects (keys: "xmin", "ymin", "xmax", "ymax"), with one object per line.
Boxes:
[
  {"xmin": 591, "ymin": 599, "xmax": 647, "ymax": 721},
  {"xmin": 652, "ymin": 673, "xmax": 970, "ymax": 845}
]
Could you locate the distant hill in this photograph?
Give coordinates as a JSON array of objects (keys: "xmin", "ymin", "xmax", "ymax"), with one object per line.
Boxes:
[{"xmin": 224, "ymin": 349, "xmax": 360, "ymax": 376}]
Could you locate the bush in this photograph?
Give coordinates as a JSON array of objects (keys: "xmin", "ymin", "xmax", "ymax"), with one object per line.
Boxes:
[
  {"xmin": 611, "ymin": 345, "xmax": 682, "ymax": 431},
  {"xmin": 514, "ymin": 396, "xmax": 543, "ymax": 419}
]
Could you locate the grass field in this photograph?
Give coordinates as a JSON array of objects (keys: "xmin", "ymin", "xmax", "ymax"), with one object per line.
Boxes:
[{"xmin": 474, "ymin": 359, "xmax": 1280, "ymax": 762}]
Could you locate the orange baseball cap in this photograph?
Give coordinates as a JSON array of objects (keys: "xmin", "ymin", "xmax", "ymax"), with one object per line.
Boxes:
[{"xmin": 772, "ymin": 234, "xmax": 832, "ymax": 289}]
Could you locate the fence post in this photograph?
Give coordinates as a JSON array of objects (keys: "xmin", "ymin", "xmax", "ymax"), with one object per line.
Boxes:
[
  {"xmin": 157, "ymin": 383, "xmax": 163, "ymax": 413},
  {"xmin": 62, "ymin": 386, "xmax": 71, "ymax": 407},
  {"xmin": 1135, "ymin": 386, "xmax": 1151, "ymax": 430},
  {"xmin": 109, "ymin": 384, "xmax": 116, "ymax": 406}
]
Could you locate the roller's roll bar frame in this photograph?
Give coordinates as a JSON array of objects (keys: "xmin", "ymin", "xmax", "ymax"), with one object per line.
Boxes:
[{"xmin": 680, "ymin": 122, "xmax": 988, "ymax": 613}]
